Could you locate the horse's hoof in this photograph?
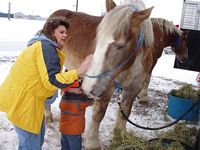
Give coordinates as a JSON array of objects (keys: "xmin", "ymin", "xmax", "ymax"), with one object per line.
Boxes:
[{"xmin": 84, "ymin": 139, "xmax": 101, "ymax": 150}]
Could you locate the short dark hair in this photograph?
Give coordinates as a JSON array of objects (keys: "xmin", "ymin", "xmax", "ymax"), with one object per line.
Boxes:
[{"xmin": 41, "ymin": 16, "xmax": 69, "ymax": 41}]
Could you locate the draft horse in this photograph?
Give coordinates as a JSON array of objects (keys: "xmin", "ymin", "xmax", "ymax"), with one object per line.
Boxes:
[
  {"xmin": 46, "ymin": 1, "xmax": 188, "ymax": 149},
  {"xmin": 82, "ymin": 2, "xmax": 156, "ymax": 149},
  {"xmin": 137, "ymin": 18, "xmax": 188, "ymax": 103},
  {"xmin": 82, "ymin": 2, "xmax": 188, "ymax": 150}
]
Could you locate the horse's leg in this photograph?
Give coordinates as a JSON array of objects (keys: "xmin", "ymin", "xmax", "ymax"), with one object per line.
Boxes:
[
  {"xmin": 84, "ymin": 88, "xmax": 114, "ymax": 150},
  {"xmin": 45, "ymin": 105, "xmax": 53, "ymax": 123},
  {"xmin": 137, "ymin": 74, "xmax": 151, "ymax": 103},
  {"xmin": 137, "ymin": 58, "xmax": 157, "ymax": 103},
  {"xmin": 115, "ymin": 78, "xmax": 144, "ymax": 129},
  {"xmin": 115, "ymin": 90, "xmax": 136, "ymax": 129}
]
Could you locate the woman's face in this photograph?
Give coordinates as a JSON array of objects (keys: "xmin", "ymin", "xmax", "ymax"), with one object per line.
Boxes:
[{"xmin": 53, "ymin": 25, "xmax": 67, "ymax": 49}]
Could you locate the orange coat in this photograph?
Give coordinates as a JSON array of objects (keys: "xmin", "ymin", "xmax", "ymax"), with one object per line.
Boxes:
[{"xmin": 59, "ymin": 82, "xmax": 92, "ymax": 135}]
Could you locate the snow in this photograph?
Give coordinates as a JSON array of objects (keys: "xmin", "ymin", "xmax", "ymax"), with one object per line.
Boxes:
[{"xmin": 0, "ymin": 18, "xmax": 199, "ymax": 149}]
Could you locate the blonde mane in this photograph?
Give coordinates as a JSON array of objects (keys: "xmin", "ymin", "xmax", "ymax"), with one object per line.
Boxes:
[
  {"xmin": 151, "ymin": 18, "xmax": 182, "ymax": 36},
  {"xmin": 97, "ymin": 2, "xmax": 154, "ymax": 48}
]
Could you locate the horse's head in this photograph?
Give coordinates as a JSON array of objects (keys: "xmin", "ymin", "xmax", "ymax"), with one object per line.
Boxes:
[
  {"xmin": 171, "ymin": 30, "xmax": 188, "ymax": 63},
  {"xmin": 82, "ymin": 3, "xmax": 154, "ymax": 99},
  {"xmin": 150, "ymin": 18, "xmax": 188, "ymax": 63}
]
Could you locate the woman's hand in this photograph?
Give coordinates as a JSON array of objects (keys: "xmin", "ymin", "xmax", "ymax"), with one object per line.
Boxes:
[{"xmin": 77, "ymin": 54, "xmax": 93, "ymax": 78}]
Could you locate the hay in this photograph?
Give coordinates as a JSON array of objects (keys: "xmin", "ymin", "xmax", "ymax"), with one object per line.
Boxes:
[
  {"xmin": 109, "ymin": 128, "xmax": 148, "ymax": 150},
  {"xmin": 109, "ymin": 124, "xmax": 197, "ymax": 150},
  {"xmin": 160, "ymin": 123, "xmax": 197, "ymax": 147},
  {"xmin": 170, "ymin": 83, "xmax": 200, "ymax": 100}
]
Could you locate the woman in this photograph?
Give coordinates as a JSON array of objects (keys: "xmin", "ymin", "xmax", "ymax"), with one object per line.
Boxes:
[{"xmin": 0, "ymin": 16, "xmax": 93, "ymax": 149}]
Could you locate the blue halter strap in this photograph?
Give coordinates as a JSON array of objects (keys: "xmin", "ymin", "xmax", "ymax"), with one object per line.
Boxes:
[{"xmin": 172, "ymin": 37, "xmax": 181, "ymax": 47}]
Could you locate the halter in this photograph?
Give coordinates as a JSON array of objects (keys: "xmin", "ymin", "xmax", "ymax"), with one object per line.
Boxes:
[
  {"xmin": 85, "ymin": 31, "xmax": 143, "ymax": 79},
  {"xmin": 172, "ymin": 36, "xmax": 181, "ymax": 48}
]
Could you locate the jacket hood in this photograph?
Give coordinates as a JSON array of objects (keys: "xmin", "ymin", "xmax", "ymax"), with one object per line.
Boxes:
[{"xmin": 27, "ymin": 33, "xmax": 58, "ymax": 47}]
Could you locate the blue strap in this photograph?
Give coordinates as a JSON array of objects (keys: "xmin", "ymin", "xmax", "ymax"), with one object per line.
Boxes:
[
  {"xmin": 61, "ymin": 111, "xmax": 81, "ymax": 116},
  {"xmin": 113, "ymin": 81, "xmax": 122, "ymax": 92},
  {"xmin": 137, "ymin": 31, "xmax": 143, "ymax": 49},
  {"xmin": 172, "ymin": 37, "xmax": 181, "ymax": 47}
]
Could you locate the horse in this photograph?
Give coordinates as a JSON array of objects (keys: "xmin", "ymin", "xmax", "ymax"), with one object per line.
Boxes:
[
  {"xmin": 45, "ymin": 1, "xmax": 188, "ymax": 149},
  {"xmin": 137, "ymin": 18, "xmax": 188, "ymax": 103},
  {"xmin": 82, "ymin": 2, "xmax": 188, "ymax": 150}
]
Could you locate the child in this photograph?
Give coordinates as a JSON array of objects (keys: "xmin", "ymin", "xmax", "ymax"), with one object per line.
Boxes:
[{"xmin": 59, "ymin": 80, "xmax": 93, "ymax": 150}]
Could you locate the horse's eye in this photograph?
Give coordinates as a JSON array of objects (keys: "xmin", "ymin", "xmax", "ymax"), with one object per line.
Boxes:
[{"xmin": 116, "ymin": 43, "xmax": 126, "ymax": 50}]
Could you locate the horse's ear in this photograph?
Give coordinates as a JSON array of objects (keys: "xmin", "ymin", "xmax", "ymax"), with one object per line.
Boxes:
[
  {"xmin": 106, "ymin": 0, "xmax": 116, "ymax": 12},
  {"xmin": 131, "ymin": 6, "xmax": 154, "ymax": 27}
]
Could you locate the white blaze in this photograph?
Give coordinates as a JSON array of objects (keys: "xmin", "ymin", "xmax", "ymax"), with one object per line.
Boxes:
[{"xmin": 82, "ymin": 36, "xmax": 114, "ymax": 95}]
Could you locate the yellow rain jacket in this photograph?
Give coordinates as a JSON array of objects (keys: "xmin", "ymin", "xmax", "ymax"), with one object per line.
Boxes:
[{"xmin": 0, "ymin": 34, "xmax": 78, "ymax": 134}]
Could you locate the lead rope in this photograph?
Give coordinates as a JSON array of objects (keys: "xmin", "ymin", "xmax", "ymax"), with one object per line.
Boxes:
[{"xmin": 114, "ymin": 81, "xmax": 200, "ymax": 130}]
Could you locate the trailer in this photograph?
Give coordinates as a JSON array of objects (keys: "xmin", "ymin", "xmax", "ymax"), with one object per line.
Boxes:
[{"xmin": 174, "ymin": 0, "xmax": 200, "ymax": 72}]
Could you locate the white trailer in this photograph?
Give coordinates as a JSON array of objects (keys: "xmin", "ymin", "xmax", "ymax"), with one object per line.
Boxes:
[
  {"xmin": 180, "ymin": 0, "xmax": 200, "ymax": 31},
  {"xmin": 174, "ymin": 0, "xmax": 200, "ymax": 73}
]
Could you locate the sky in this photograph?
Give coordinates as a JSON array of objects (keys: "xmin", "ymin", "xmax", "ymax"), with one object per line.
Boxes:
[
  {"xmin": 0, "ymin": 0, "xmax": 117, "ymax": 17},
  {"xmin": 0, "ymin": 0, "xmax": 193, "ymax": 24}
]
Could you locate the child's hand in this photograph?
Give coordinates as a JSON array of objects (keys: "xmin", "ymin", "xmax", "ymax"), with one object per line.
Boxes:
[{"xmin": 68, "ymin": 87, "xmax": 82, "ymax": 94}]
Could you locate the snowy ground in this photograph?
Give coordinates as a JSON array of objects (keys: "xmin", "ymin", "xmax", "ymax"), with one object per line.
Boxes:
[{"xmin": 0, "ymin": 50, "xmax": 199, "ymax": 150}]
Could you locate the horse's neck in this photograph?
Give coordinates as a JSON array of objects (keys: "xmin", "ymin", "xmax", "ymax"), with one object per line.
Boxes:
[
  {"xmin": 150, "ymin": 25, "xmax": 165, "ymax": 59},
  {"xmin": 153, "ymin": 19, "xmax": 179, "ymax": 46},
  {"xmin": 151, "ymin": 19, "xmax": 176, "ymax": 59},
  {"xmin": 62, "ymin": 12, "xmax": 102, "ymax": 69}
]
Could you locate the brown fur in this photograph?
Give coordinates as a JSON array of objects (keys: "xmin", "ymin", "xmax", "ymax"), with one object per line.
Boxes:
[{"xmin": 49, "ymin": 9, "xmax": 102, "ymax": 69}]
